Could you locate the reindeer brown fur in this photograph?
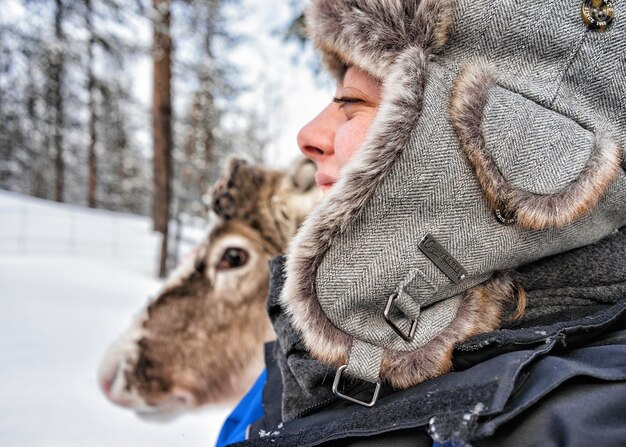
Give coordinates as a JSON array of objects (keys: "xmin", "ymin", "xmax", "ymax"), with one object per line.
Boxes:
[{"xmin": 98, "ymin": 157, "xmax": 318, "ymax": 414}]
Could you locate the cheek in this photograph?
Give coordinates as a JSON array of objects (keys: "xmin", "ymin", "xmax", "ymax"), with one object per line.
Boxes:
[{"xmin": 335, "ymin": 115, "xmax": 375, "ymax": 170}]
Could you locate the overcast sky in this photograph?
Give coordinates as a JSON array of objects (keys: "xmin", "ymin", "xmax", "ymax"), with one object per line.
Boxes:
[{"xmin": 226, "ymin": 0, "xmax": 332, "ymax": 167}]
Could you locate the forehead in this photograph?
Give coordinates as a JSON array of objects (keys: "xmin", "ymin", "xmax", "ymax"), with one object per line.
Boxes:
[{"xmin": 338, "ymin": 66, "xmax": 381, "ymax": 94}]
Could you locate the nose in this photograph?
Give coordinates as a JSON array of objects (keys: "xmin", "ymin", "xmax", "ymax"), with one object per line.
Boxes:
[{"xmin": 297, "ymin": 102, "xmax": 336, "ymax": 163}]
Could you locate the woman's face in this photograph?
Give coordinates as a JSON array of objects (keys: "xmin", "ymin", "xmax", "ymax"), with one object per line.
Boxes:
[{"xmin": 297, "ymin": 66, "xmax": 381, "ymax": 193}]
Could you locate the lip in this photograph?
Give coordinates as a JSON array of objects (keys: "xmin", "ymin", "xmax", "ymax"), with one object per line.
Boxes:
[{"xmin": 315, "ymin": 172, "xmax": 337, "ymax": 191}]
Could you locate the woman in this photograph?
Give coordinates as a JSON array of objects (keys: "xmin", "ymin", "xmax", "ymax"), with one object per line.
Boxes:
[{"xmin": 222, "ymin": 0, "xmax": 626, "ymax": 445}]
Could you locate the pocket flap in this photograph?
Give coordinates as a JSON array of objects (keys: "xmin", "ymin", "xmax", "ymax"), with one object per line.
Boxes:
[{"xmin": 450, "ymin": 64, "xmax": 622, "ymax": 230}]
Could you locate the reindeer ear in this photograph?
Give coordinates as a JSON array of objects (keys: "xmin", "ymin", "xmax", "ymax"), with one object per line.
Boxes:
[{"xmin": 287, "ymin": 157, "xmax": 317, "ymax": 193}]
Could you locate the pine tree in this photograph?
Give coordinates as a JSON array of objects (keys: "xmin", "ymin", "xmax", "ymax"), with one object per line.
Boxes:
[
  {"xmin": 0, "ymin": 0, "xmax": 269, "ymax": 265},
  {"xmin": 86, "ymin": 0, "xmax": 98, "ymax": 208},
  {"xmin": 49, "ymin": 0, "xmax": 66, "ymax": 202},
  {"xmin": 152, "ymin": 0, "xmax": 174, "ymax": 277}
]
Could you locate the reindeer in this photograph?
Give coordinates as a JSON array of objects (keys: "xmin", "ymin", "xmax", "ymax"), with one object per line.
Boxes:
[{"xmin": 98, "ymin": 157, "xmax": 318, "ymax": 414}]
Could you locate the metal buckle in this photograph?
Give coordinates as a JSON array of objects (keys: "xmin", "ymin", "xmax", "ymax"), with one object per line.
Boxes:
[
  {"xmin": 383, "ymin": 293, "xmax": 418, "ymax": 342},
  {"xmin": 332, "ymin": 365, "xmax": 381, "ymax": 408}
]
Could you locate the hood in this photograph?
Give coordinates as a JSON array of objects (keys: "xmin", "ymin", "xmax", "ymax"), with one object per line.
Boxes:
[
  {"xmin": 269, "ymin": 225, "xmax": 626, "ymax": 422},
  {"xmin": 281, "ymin": 0, "xmax": 626, "ymax": 396}
]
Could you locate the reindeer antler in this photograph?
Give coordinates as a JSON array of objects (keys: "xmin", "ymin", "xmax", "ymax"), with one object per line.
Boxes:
[{"xmin": 211, "ymin": 158, "xmax": 272, "ymax": 220}]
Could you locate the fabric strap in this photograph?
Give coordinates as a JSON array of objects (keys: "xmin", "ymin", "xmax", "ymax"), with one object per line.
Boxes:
[{"xmin": 345, "ymin": 338, "xmax": 384, "ymax": 383}]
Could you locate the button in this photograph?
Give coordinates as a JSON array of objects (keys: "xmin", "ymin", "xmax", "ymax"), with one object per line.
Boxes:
[
  {"xmin": 495, "ymin": 201, "xmax": 516, "ymax": 225},
  {"xmin": 582, "ymin": 0, "xmax": 615, "ymax": 31}
]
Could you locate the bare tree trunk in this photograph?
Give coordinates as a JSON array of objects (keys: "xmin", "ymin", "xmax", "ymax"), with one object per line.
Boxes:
[
  {"xmin": 182, "ymin": 90, "xmax": 201, "ymax": 193},
  {"xmin": 152, "ymin": 0, "xmax": 173, "ymax": 277},
  {"xmin": 185, "ymin": 91, "xmax": 201, "ymax": 160},
  {"xmin": 203, "ymin": 90, "xmax": 214, "ymax": 182},
  {"xmin": 197, "ymin": 82, "xmax": 214, "ymax": 189},
  {"xmin": 116, "ymin": 127, "xmax": 126, "ymax": 210},
  {"xmin": 52, "ymin": 0, "xmax": 65, "ymax": 203},
  {"xmin": 26, "ymin": 64, "xmax": 48, "ymax": 199},
  {"xmin": 86, "ymin": 0, "xmax": 97, "ymax": 208},
  {"xmin": 158, "ymin": 222, "xmax": 169, "ymax": 279}
]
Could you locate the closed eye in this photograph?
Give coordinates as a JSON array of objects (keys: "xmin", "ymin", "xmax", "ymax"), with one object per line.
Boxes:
[{"xmin": 333, "ymin": 96, "xmax": 364, "ymax": 105}]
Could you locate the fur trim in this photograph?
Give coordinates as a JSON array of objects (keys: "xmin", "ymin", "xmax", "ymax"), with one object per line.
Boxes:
[
  {"xmin": 306, "ymin": 0, "xmax": 453, "ymax": 80},
  {"xmin": 281, "ymin": 48, "xmax": 527, "ymax": 390},
  {"xmin": 381, "ymin": 272, "xmax": 524, "ymax": 389},
  {"xmin": 450, "ymin": 64, "xmax": 623, "ymax": 230},
  {"xmin": 281, "ymin": 46, "xmax": 430, "ymax": 371}
]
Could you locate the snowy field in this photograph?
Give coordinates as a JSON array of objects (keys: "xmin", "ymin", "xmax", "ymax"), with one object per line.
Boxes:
[{"xmin": 0, "ymin": 190, "xmax": 232, "ymax": 447}]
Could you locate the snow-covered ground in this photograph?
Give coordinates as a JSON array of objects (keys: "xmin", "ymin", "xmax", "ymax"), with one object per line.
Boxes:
[{"xmin": 0, "ymin": 190, "xmax": 232, "ymax": 447}]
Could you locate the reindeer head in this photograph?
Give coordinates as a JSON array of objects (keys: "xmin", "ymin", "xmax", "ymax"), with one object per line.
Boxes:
[{"xmin": 98, "ymin": 157, "xmax": 319, "ymax": 414}]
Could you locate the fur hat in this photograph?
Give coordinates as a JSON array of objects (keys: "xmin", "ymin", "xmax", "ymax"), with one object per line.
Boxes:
[{"xmin": 281, "ymin": 0, "xmax": 626, "ymax": 402}]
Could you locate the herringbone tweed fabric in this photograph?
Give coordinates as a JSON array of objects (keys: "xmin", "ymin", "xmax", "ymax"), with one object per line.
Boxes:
[{"xmin": 285, "ymin": 0, "xmax": 626, "ymax": 383}]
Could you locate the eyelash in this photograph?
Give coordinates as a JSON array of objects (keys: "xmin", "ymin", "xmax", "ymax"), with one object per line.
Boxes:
[{"xmin": 333, "ymin": 96, "xmax": 363, "ymax": 104}]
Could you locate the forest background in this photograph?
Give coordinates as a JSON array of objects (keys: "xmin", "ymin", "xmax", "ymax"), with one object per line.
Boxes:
[
  {"xmin": 1, "ymin": 1, "xmax": 329, "ymax": 445},
  {"xmin": 0, "ymin": 0, "xmax": 329, "ymax": 276}
]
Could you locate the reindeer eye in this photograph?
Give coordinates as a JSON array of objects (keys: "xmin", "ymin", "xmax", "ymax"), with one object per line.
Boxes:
[{"xmin": 217, "ymin": 247, "xmax": 249, "ymax": 270}]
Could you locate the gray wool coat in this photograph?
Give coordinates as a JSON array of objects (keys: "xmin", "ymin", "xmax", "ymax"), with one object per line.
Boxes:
[
  {"xmin": 235, "ymin": 0, "xmax": 626, "ymax": 445},
  {"xmin": 282, "ymin": 0, "xmax": 626, "ymax": 392},
  {"xmin": 239, "ymin": 225, "xmax": 626, "ymax": 446}
]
